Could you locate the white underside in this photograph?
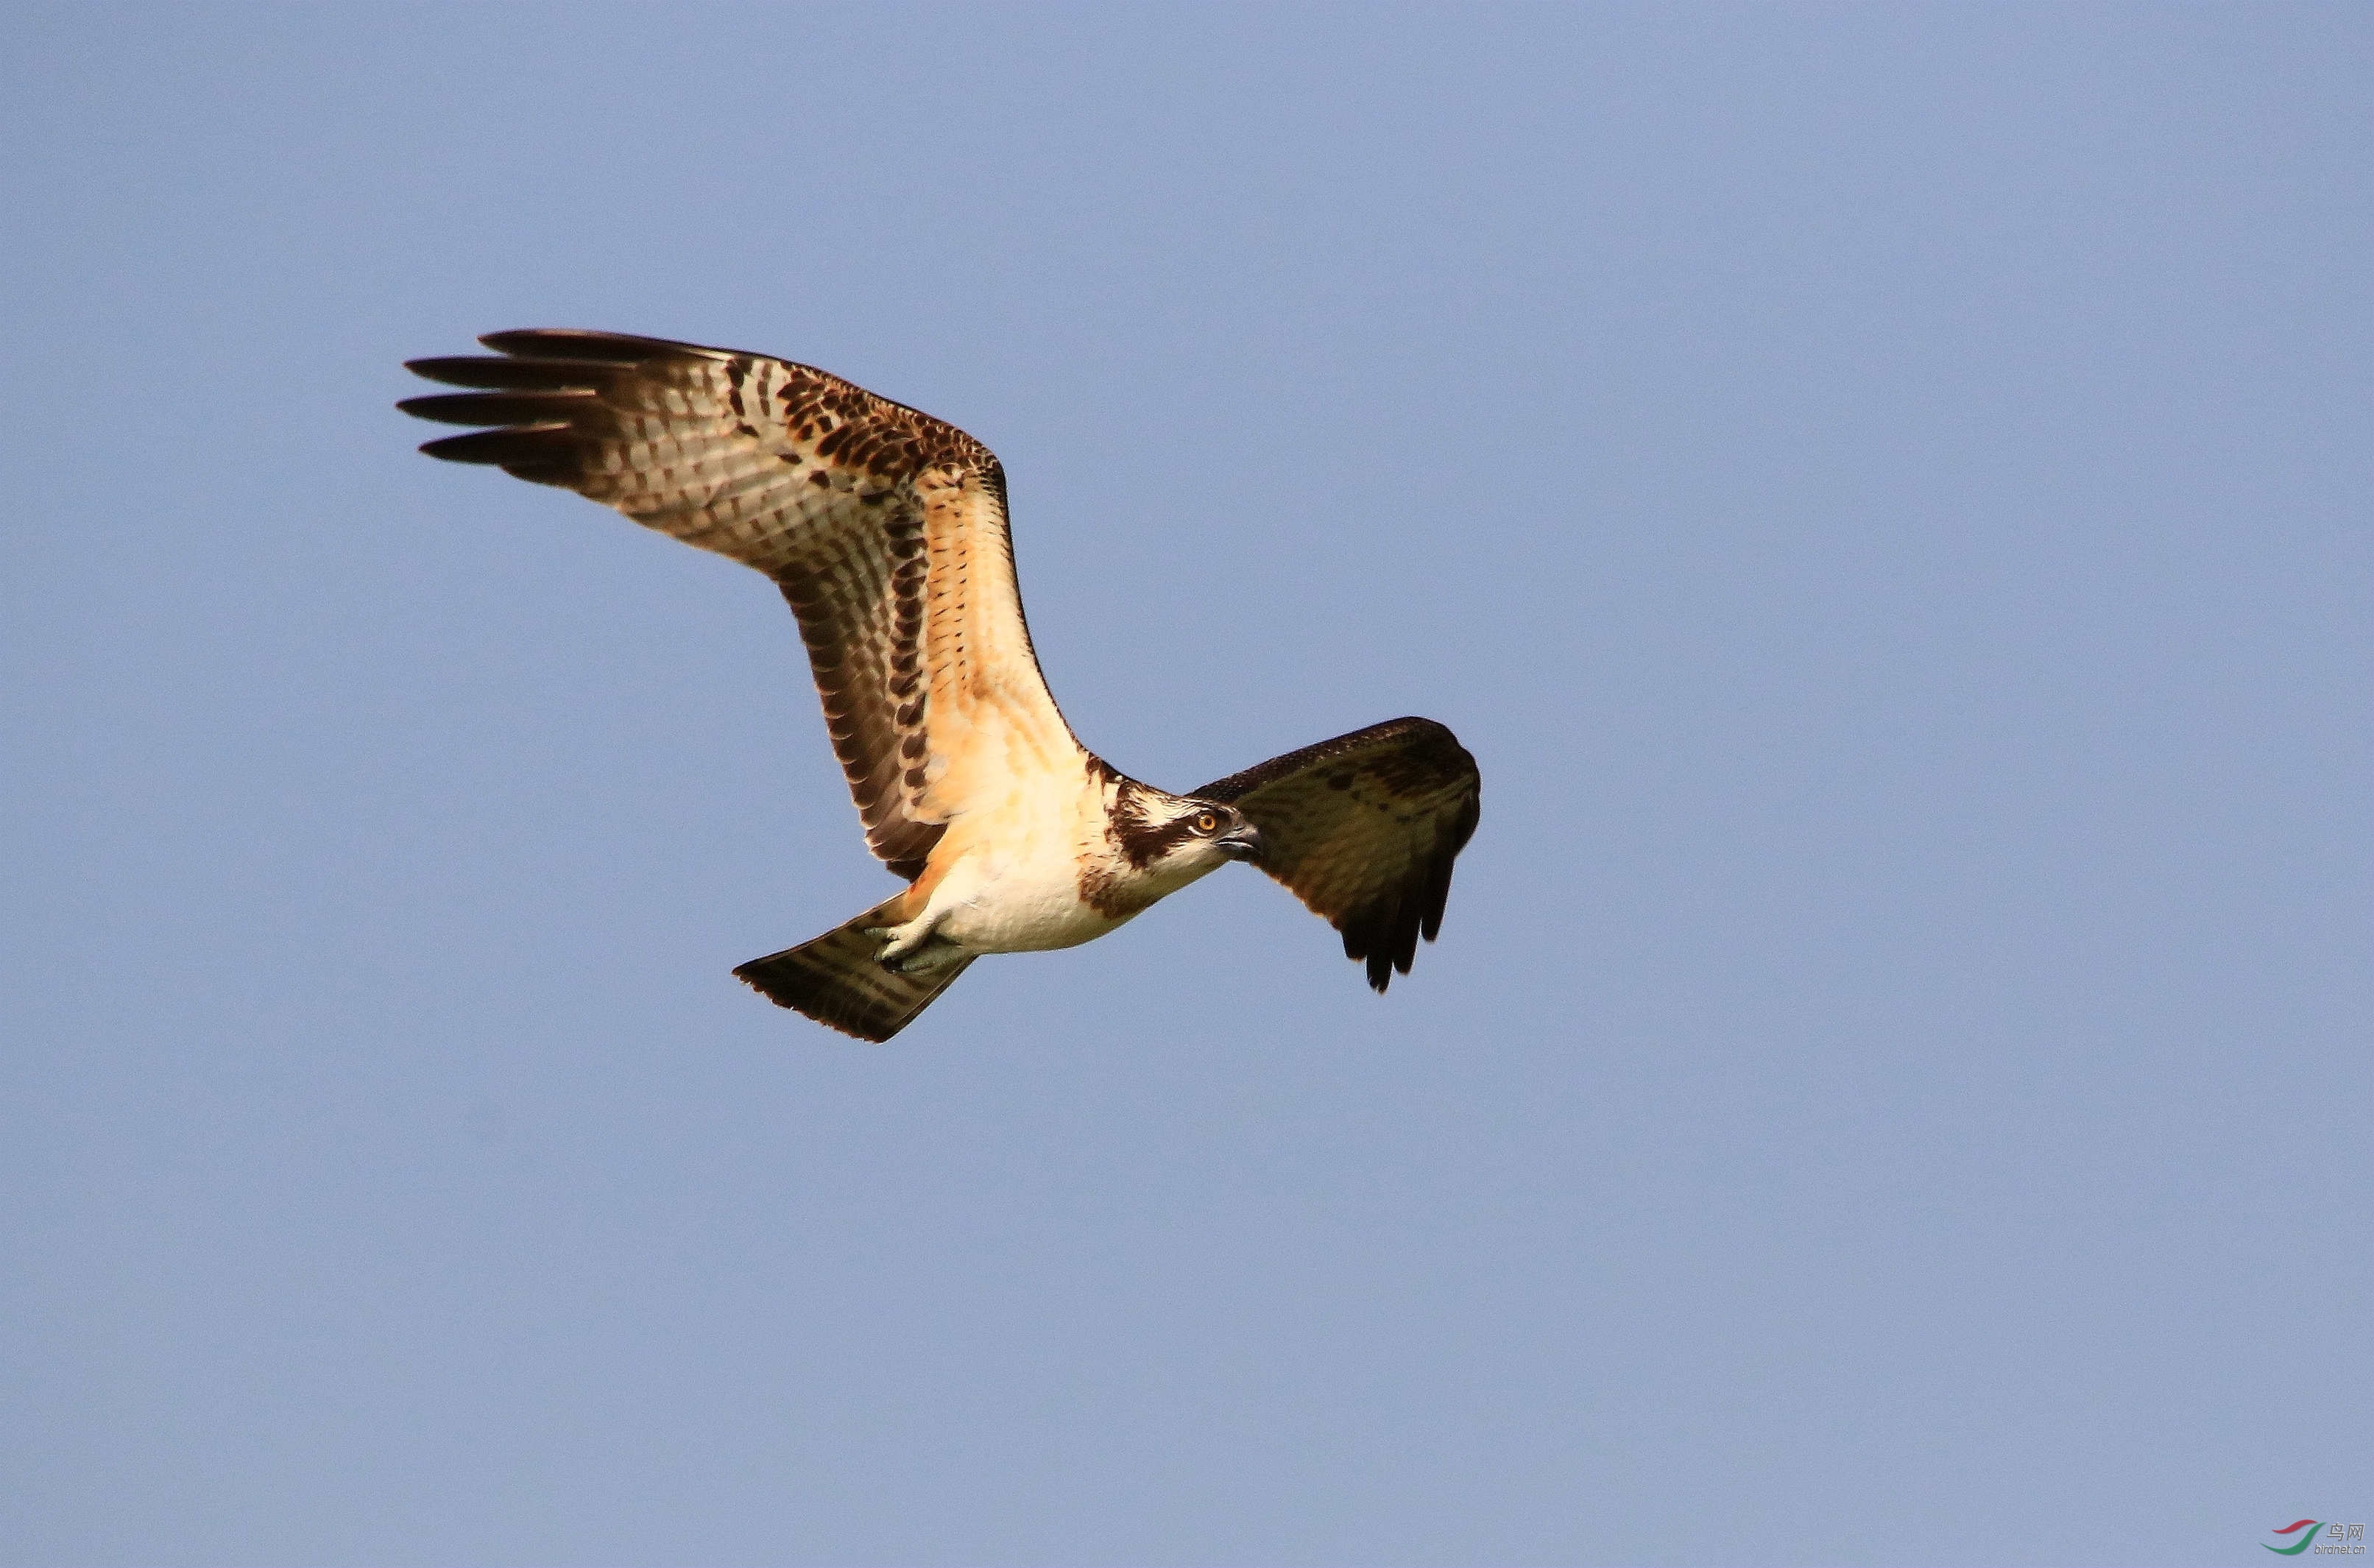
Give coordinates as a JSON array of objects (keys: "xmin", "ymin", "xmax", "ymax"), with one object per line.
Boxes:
[
  {"xmin": 858, "ymin": 754, "xmax": 1242, "ymax": 973},
  {"xmin": 869, "ymin": 833, "xmax": 1230, "ymax": 972},
  {"xmin": 887, "ymin": 849, "xmax": 1136, "ymax": 958}
]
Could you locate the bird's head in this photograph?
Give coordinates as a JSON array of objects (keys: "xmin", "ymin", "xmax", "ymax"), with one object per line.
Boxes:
[
  {"xmin": 1112, "ymin": 785, "xmax": 1264, "ymax": 876},
  {"xmin": 1178, "ymin": 798, "xmax": 1265, "ymax": 866}
]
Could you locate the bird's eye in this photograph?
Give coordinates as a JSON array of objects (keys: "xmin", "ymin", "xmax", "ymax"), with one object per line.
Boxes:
[{"xmin": 1192, "ymin": 811, "xmax": 1220, "ymax": 835}]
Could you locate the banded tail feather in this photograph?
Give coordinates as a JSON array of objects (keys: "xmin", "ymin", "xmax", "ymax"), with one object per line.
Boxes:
[{"xmin": 732, "ymin": 897, "xmax": 972, "ymax": 1042}]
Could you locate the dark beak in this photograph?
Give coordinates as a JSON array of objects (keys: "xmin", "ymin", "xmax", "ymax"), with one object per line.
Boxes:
[{"xmin": 1217, "ymin": 824, "xmax": 1263, "ymax": 863}]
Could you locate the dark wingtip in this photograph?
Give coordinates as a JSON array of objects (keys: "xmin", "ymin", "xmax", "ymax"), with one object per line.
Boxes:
[
  {"xmin": 406, "ymin": 354, "xmax": 640, "ymax": 391},
  {"xmin": 1390, "ymin": 896, "xmax": 1421, "ymax": 978},
  {"xmin": 478, "ymin": 327, "xmax": 712, "ymax": 363},
  {"xmin": 398, "ymin": 389, "xmax": 600, "ymax": 426},
  {"xmin": 414, "ymin": 423, "xmax": 573, "ymax": 465}
]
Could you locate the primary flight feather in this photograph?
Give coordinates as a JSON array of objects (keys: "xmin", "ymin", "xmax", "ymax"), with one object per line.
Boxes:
[{"xmin": 401, "ymin": 330, "xmax": 1480, "ymax": 1040}]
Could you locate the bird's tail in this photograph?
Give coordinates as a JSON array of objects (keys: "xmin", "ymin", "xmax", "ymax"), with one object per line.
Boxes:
[{"xmin": 732, "ymin": 895, "xmax": 972, "ymax": 1042}]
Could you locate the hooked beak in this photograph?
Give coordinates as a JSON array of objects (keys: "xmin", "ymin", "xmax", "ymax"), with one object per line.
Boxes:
[{"xmin": 1216, "ymin": 823, "xmax": 1263, "ymax": 863}]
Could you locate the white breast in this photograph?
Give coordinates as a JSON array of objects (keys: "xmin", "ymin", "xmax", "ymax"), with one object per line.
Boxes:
[{"xmin": 909, "ymin": 770, "xmax": 1127, "ymax": 955}]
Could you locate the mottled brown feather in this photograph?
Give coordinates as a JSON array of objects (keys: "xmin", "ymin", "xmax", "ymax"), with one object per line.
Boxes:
[
  {"xmin": 400, "ymin": 328, "xmax": 1078, "ymax": 877},
  {"xmin": 1194, "ymin": 718, "xmax": 1480, "ymax": 991}
]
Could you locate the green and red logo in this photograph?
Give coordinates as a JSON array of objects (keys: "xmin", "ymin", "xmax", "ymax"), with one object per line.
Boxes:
[{"xmin": 2267, "ymin": 1522, "xmax": 2329, "ymax": 1555}]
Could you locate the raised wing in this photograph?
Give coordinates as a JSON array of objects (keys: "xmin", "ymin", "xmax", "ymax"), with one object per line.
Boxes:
[
  {"xmin": 1194, "ymin": 718, "xmax": 1480, "ymax": 991},
  {"xmin": 400, "ymin": 330, "xmax": 1080, "ymax": 878}
]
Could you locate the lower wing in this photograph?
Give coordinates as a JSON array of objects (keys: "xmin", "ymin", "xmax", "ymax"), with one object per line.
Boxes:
[{"xmin": 1193, "ymin": 718, "xmax": 1480, "ymax": 991}]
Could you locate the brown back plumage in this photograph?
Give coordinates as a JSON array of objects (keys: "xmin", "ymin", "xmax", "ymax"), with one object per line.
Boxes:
[{"xmin": 1195, "ymin": 718, "xmax": 1481, "ymax": 991}]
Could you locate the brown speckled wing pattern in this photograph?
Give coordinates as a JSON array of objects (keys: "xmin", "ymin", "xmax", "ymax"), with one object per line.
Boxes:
[
  {"xmin": 401, "ymin": 329, "xmax": 1077, "ymax": 877},
  {"xmin": 1194, "ymin": 718, "xmax": 1480, "ymax": 991}
]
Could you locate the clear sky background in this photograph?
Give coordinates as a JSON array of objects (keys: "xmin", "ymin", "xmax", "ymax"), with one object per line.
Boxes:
[{"xmin": 4, "ymin": 6, "xmax": 2367, "ymax": 1565}]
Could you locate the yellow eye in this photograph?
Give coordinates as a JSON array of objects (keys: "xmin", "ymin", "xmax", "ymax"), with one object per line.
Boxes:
[{"xmin": 1193, "ymin": 811, "xmax": 1220, "ymax": 834}]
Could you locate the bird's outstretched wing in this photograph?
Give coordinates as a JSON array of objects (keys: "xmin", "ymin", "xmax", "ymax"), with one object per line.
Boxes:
[
  {"xmin": 1194, "ymin": 718, "xmax": 1480, "ymax": 990},
  {"xmin": 400, "ymin": 329, "xmax": 1078, "ymax": 879}
]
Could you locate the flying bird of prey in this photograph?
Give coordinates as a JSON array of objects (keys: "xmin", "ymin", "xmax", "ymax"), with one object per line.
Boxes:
[{"xmin": 400, "ymin": 330, "xmax": 1480, "ymax": 1041}]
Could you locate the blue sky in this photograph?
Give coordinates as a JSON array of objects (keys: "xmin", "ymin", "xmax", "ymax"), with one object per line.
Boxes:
[{"xmin": 4, "ymin": 5, "xmax": 2367, "ymax": 1564}]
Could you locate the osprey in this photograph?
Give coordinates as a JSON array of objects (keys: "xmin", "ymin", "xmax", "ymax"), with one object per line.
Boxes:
[{"xmin": 400, "ymin": 330, "xmax": 1480, "ymax": 1041}]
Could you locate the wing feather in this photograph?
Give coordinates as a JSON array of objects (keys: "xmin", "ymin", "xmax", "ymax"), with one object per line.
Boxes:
[
  {"xmin": 400, "ymin": 329, "xmax": 1079, "ymax": 875},
  {"xmin": 1194, "ymin": 717, "xmax": 1480, "ymax": 991}
]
